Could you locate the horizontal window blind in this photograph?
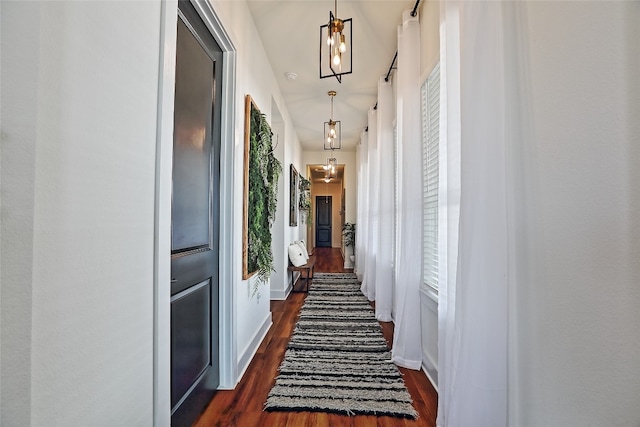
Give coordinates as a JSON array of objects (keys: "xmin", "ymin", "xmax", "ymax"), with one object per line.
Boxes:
[{"xmin": 422, "ymin": 63, "xmax": 440, "ymax": 292}]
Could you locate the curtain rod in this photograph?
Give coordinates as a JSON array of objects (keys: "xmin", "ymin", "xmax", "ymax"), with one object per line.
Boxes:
[
  {"xmin": 384, "ymin": 51, "xmax": 397, "ymax": 82},
  {"xmin": 372, "ymin": 0, "xmax": 421, "ymax": 115},
  {"xmin": 383, "ymin": 0, "xmax": 421, "ymax": 84},
  {"xmin": 411, "ymin": 0, "xmax": 420, "ymax": 17}
]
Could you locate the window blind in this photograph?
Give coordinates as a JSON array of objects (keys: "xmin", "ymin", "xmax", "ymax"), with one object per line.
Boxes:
[{"xmin": 422, "ymin": 63, "xmax": 440, "ymax": 292}]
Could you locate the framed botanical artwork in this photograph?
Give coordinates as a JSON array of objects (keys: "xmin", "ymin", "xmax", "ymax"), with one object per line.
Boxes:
[
  {"xmin": 243, "ymin": 95, "xmax": 282, "ymax": 282},
  {"xmin": 289, "ymin": 164, "xmax": 299, "ymax": 226}
]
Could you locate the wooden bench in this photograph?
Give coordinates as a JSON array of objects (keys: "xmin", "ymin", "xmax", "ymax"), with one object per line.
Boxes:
[{"xmin": 288, "ymin": 255, "xmax": 316, "ymax": 293}]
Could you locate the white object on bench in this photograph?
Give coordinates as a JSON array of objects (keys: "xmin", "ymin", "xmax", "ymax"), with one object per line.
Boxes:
[{"xmin": 288, "ymin": 243, "xmax": 307, "ymax": 267}]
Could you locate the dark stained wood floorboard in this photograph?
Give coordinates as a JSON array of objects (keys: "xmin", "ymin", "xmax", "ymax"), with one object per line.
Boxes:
[
  {"xmin": 194, "ymin": 247, "xmax": 437, "ymax": 427},
  {"xmin": 312, "ymin": 246, "xmax": 347, "ymax": 272}
]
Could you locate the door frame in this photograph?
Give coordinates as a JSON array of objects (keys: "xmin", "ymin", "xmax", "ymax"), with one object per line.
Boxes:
[
  {"xmin": 315, "ymin": 195, "xmax": 333, "ymax": 247},
  {"xmin": 154, "ymin": 1, "xmax": 237, "ymax": 425}
]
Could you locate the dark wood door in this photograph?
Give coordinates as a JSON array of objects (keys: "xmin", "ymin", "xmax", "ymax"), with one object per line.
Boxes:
[
  {"xmin": 316, "ymin": 196, "xmax": 332, "ymax": 247},
  {"xmin": 170, "ymin": 2, "xmax": 222, "ymax": 424}
]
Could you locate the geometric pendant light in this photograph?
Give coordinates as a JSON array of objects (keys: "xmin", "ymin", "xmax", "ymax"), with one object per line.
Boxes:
[
  {"xmin": 323, "ymin": 90, "xmax": 341, "ymax": 150},
  {"xmin": 319, "ymin": 0, "xmax": 352, "ymax": 83}
]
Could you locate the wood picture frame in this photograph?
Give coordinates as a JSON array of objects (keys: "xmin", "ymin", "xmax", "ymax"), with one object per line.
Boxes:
[
  {"xmin": 289, "ymin": 164, "xmax": 299, "ymax": 226},
  {"xmin": 243, "ymin": 95, "xmax": 256, "ymax": 279},
  {"xmin": 242, "ymin": 94, "xmax": 281, "ymax": 283}
]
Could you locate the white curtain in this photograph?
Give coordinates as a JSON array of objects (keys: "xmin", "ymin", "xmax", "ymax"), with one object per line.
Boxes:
[
  {"xmin": 437, "ymin": 1, "xmax": 462, "ymax": 423},
  {"xmin": 374, "ymin": 78, "xmax": 394, "ymax": 322},
  {"xmin": 355, "ymin": 129, "xmax": 368, "ymax": 281},
  {"xmin": 437, "ymin": 2, "xmax": 528, "ymax": 426},
  {"xmin": 361, "ymin": 108, "xmax": 379, "ymax": 300},
  {"xmin": 391, "ymin": 10, "xmax": 422, "ymax": 370}
]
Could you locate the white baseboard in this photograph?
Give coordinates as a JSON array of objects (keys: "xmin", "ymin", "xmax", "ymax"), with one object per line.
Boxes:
[
  {"xmin": 236, "ymin": 312, "xmax": 272, "ymax": 385},
  {"xmin": 422, "ymin": 357, "xmax": 438, "ymax": 392},
  {"xmin": 271, "ymin": 270, "xmax": 298, "ymax": 300},
  {"xmin": 270, "ymin": 283, "xmax": 292, "ymax": 300}
]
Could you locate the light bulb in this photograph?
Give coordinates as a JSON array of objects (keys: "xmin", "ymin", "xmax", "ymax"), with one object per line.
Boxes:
[
  {"xmin": 329, "ymin": 128, "xmax": 336, "ymax": 137},
  {"xmin": 327, "ymin": 135, "xmax": 332, "ymax": 143},
  {"xmin": 339, "ymin": 34, "xmax": 346, "ymax": 53},
  {"xmin": 333, "ymin": 53, "xmax": 341, "ymax": 66}
]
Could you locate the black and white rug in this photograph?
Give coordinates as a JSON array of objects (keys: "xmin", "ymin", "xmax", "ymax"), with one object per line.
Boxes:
[{"xmin": 264, "ymin": 273, "xmax": 418, "ymax": 419}]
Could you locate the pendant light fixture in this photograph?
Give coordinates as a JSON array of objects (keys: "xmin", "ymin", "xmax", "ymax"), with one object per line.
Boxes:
[
  {"xmin": 324, "ymin": 91, "xmax": 341, "ymax": 150},
  {"xmin": 323, "ymin": 156, "xmax": 337, "ymax": 172},
  {"xmin": 319, "ymin": 0, "xmax": 352, "ymax": 83}
]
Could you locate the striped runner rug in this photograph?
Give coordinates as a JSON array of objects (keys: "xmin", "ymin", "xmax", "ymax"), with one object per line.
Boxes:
[{"xmin": 264, "ymin": 272, "xmax": 418, "ymax": 419}]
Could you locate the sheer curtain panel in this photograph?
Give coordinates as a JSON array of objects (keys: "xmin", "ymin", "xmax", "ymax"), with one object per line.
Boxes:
[
  {"xmin": 436, "ymin": 1, "xmax": 462, "ymax": 424},
  {"xmin": 437, "ymin": 2, "xmax": 531, "ymax": 426},
  {"xmin": 361, "ymin": 108, "xmax": 379, "ymax": 300},
  {"xmin": 374, "ymin": 78, "xmax": 394, "ymax": 322},
  {"xmin": 391, "ymin": 10, "xmax": 423, "ymax": 370},
  {"xmin": 355, "ymin": 130, "xmax": 368, "ymax": 281}
]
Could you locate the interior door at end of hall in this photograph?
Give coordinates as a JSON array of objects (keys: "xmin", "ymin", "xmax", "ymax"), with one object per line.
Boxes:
[
  {"xmin": 170, "ymin": 2, "xmax": 222, "ymax": 425},
  {"xmin": 316, "ymin": 196, "xmax": 332, "ymax": 247}
]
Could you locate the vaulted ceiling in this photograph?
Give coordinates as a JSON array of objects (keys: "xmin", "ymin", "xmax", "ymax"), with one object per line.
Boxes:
[{"xmin": 246, "ymin": 0, "xmax": 414, "ymax": 151}]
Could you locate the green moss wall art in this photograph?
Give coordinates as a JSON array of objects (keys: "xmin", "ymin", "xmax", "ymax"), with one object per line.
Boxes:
[{"xmin": 242, "ymin": 95, "xmax": 282, "ymax": 295}]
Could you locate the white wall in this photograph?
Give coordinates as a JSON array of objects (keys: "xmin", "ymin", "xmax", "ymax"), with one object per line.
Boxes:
[
  {"xmin": 512, "ymin": 2, "xmax": 640, "ymax": 425},
  {"xmin": 199, "ymin": 0, "xmax": 304, "ymax": 379},
  {"xmin": 1, "ymin": 2, "xmax": 160, "ymax": 425},
  {"xmin": 1, "ymin": 0, "xmax": 304, "ymax": 424},
  {"xmin": 213, "ymin": 2, "xmax": 273, "ymax": 355},
  {"xmin": 269, "ymin": 98, "xmax": 304, "ymax": 300}
]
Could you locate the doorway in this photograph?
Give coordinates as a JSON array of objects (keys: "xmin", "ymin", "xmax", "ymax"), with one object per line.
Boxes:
[
  {"xmin": 316, "ymin": 196, "xmax": 332, "ymax": 247},
  {"xmin": 170, "ymin": 1, "xmax": 222, "ymax": 424}
]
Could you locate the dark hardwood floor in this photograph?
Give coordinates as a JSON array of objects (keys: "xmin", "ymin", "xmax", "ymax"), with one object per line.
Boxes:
[{"xmin": 194, "ymin": 247, "xmax": 438, "ymax": 426}]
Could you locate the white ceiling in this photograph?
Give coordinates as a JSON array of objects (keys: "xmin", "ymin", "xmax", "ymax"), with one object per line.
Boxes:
[{"xmin": 246, "ymin": 0, "xmax": 413, "ymax": 151}]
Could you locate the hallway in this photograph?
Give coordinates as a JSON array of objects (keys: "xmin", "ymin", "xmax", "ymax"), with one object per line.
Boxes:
[
  {"xmin": 194, "ymin": 248, "xmax": 437, "ymax": 426},
  {"xmin": 2, "ymin": 1, "xmax": 638, "ymax": 425}
]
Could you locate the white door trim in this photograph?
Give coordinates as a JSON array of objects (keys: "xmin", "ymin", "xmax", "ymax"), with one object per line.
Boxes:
[
  {"xmin": 153, "ymin": 1, "xmax": 178, "ymax": 425},
  {"xmin": 191, "ymin": 0, "xmax": 238, "ymax": 390},
  {"xmin": 153, "ymin": 1, "xmax": 237, "ymax": 425}
]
